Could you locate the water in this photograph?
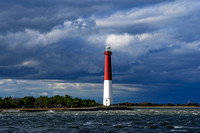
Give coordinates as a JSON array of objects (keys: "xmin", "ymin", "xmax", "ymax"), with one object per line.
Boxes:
[{"xmin": 0, "ymin": 108, "xmax": 200, "ymax": 132}]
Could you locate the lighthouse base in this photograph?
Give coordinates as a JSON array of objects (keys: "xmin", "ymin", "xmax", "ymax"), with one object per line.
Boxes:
[{"xmin": 103, "ymin": 80, "xmax": 113, "ymax": 106}]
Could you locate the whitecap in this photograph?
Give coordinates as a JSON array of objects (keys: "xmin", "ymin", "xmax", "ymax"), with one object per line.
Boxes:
[
  {"xmin": 174, "ymin": 126, "xmax": 183, "ymax": 129},
  {"xmin": 113, "ymin": 122, "xmax": 131, "ymax": 127},
  {"xmin": 192, "ymin": 113, "xmax": 198, "ymax": 115},
  {"xmin": 171, "ymin": 129, "xmax": 188, "ymax": 132},
  {"xmin": 47, "ymin": 110, "xmax": 54, "ymax": 113},
  {"xmin": 2, "ymin": 110, "xmax": 20, "ymax": 113},
  {"xmin": 83, "ymin": 122, "xmax": 92, "ymax": 125}
]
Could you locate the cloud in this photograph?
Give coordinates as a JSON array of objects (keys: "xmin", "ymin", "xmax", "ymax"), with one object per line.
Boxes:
[
  {"xmin": 0, "ymin": 0, "xmax": 200, "ymax": 103},
  {"xmin": 1, "ymin": 0, "xmax": 154, "ymax": 34},
  {"xmin": 21, "ymin": 60, "xmax": 39, "ymax": 67},
  {"xmin": 1, "ymin": 0, "xmax": 200, "ymax": 83},
  {"xmin": 0, "ymin": 18, "xmax": 96, "ymax": 48},
  {"xmin": 103, "ymin": 31, "xmax": 172, "ymax": 59},
  {"xmin": 184, "ymin": 41, "xmax": 200, "ymax": 51},
  {"xmin": 40, "ymin": 92, "xmax": 48, "ymax": 96},
  {"xmin": 105, "ymin": 33, "xmax": 134, "ymax": 49},
  {"xmin": 96, "ymin": 0, "xmax": 200, "ymax": 28},
  {"xmin": 0, "ymin": 79, "xmax": 144, "ymax": 103}
]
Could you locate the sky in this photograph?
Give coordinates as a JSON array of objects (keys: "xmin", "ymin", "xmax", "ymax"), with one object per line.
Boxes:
[{"xmin": 0, "ymin": 0, "xmax": 200, "ymax": 104}]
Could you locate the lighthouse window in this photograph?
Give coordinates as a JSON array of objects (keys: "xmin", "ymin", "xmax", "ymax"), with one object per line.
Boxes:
[{"xmin": 107, "ymin": 69, "xmax": 108, "ymax": 72}]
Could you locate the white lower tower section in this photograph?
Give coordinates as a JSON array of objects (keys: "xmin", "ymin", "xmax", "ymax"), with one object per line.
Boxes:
[{"xmin": 103, "ymin": 80, "xmax": 113, "ymax": 106}]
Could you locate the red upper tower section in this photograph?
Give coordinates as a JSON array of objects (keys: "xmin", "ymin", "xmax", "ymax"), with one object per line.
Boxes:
[{"xmin": 104, "ymin": 46, "xmax": 112, "ymax": 80}]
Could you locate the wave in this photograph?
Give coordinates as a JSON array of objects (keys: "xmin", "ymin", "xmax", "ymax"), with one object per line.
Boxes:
[{"xmin": 2, "ymin": 110, "xmax": 20, "ymax": 113}]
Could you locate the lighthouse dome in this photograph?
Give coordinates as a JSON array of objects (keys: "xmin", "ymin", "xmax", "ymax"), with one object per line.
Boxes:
[{"xmin": 105, "ymin": 46, "xmax": 111, "ymax": 51}]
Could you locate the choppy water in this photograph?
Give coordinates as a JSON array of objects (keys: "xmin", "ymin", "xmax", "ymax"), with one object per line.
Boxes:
[{"xmin": 0, "ymin": 108, "xmax": 200, "ymax": 132}]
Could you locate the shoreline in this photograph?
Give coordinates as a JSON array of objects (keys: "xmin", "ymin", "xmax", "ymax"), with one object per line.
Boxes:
[
  {"xmin": 0, "ymin": 106, "xmax": 200, "ymax": 112},
  {"xmin": 0, "ymin": 106, "xmax": 132, "ymax": 112}
]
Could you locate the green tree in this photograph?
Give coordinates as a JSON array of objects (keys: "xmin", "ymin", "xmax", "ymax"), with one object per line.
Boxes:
[
  {"xmin": 72, "ymin": 97, "xmax": 82, "ymax": 107},
  {"xmin": 3, "ymin": 96, "xmax": 12, "ymax": 108},
  {"xmin": 0, "ymin": 94, "xmax": 99, "ymax": 109},
  {"xmin": 82, "ymin": 99, "xmax": 89, "ymax": 107},
  {"xmin": 23, "ymin": 96, "xmax": 36, "ymax": 108},
  {"xmin": 88, "ymin": 99, "xmax": 97, "ymax": 107},
  {"xmin": 0, "ymin": 97, "xmax": 3, "ymax": 108},
  {"xmin": 15, "ymin": 98, "xmax": 24, "ymax": 108},
  {"xmin": 51, "ymin": 95, "xmax": 65, "ymax": 107},
  {"xmin": 64, "ymin": 95, "xmax": 73, "ymax": 107},
  {"xmin": 35, "ymin": 96, "xmax": 50, "ymax": 108},
  {"xmin": 10, "ymin": 97, "xmax": 23, "ymax": 108}
]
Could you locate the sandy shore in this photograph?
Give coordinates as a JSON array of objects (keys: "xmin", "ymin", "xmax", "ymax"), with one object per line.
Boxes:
[
  {"xmin": 0, "ymin": 106, "xmax": 131, "ymax": 112},
  {"xmin": 0, "ymin": 106, "xmax": 199, "ymax": 112}
]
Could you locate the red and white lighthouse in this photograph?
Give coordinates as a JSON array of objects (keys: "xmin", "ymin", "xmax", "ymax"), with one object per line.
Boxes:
[{"xmin": 103, "ymin": 46, "xmax": 113, "ymax": 106}]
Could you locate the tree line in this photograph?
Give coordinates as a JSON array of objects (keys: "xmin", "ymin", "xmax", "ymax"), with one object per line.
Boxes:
[
  {"xmin": 116, "ymin": 102, "xmax": 200, "ymax": 107},
  {"xmin": 0, "ymin": 95, "xmax": 99, "ymax": 109}
]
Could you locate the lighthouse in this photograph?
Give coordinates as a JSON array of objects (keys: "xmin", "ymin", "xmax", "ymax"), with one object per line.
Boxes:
[{"xmin": 103, "ymin": 46, "xmax": 113, "ymax": 106}]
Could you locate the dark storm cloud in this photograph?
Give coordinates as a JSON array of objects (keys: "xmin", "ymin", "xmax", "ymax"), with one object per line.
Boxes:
[
  {"xmin": 1, "ymin": 0, "xmax": 199, "ymax": 82},
  {"xmin": 0, "ymin": 0, "xmax": 200, "ymax": 103},
  {"xmin": 0, "ymin": 0, "xmax": 166, "ymax": 34}
]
